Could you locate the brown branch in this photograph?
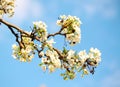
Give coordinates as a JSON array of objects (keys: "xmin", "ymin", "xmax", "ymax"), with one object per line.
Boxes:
[
  {"xmin": 47, "ymin": 27, "xmax": 66, "ymax": 38},
  {"xmin": 53, "ymin": 47, "xmax": 64, "ymax": 59},
  {"xmin": 0, "ymin": 18, "xmax": 67, "ymax": 60},
  {"xmin": 0, "ymin": 18, "xmax": 29, "ymax": 35},
  {"xmin": 0, "ymin": 18, "xmax": 40, "ymax": 41},
  {"xmin": 47, "ymin": 21, "xmax": 73, "ymax": 38},
  {"xmin": 8, "ymin": 26, "xmax": 20, "ymax": 44}
]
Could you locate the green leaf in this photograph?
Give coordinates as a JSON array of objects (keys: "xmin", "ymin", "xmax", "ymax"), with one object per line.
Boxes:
[
  {"xmin": 33, "ymin": 25, "xmax": 37, "ymax": 29},
  {"xmin": 69, "ymin": 75, "xmax": 75, "ymax": 80},
  {"xmin": 64, "ymin": 76, "xmax": 68, "ymax": 80},
  {"xmin": 78, "ymin": 68, "xmax": 82, "ymax": 72},
  {"xmin": 60, "ymin": 73, "xmax": 65, "ymax": 76},
  {"xmin": 63, "ymin": 47, "xmax": 68, "ymax": 54},
  {"xmin": 39, "ymin": 63, "xmax": 44, "ymax": 66}
]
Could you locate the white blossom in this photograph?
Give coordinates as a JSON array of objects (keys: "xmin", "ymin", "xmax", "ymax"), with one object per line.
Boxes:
[
  {"xmin": 33, "ymin": 21, "xmax": 48, "ymax": 42},
  {"xmin": 48, "ymin": 65, "xmax": 55, "ymax": 73},
  {"xmin": 0, "ymin": 0, "xmax": 15, "ymax": 17},
  {"xmin": 60, "ymin": 15, "xmax": 66, "ymax": 19},
  {"xmin": 88, "ymin": 48, "xmax": 101, "ymax": 66},
  {"xmin": 57, "ymin": 15, "xmax": 82, "ymax": 45},
  {"xmin": 81, "ymin": 69, "xmax": 89, "ymax": 77},
  {"xmin": 41, "ymin": 57, "xmax": 47, "ymax": 63},
  {"xmin": 12, "ymin": 37, "xmax": 35, "ymax": 62},
  {"xmin": 68, "ymin": 59, "xmax": 75, "ymax": 66},
  {"xmin": 67, "ymin": 50, "xmax": 75, "ymax": 59},
  {"xmin": 46, "ymin": 38, "xmax": 56, "ymax": 48},
  {"xmin": 39, "ymin": 51, "xmax": 44, "ymax": 57},
  {"xmin": 47, "ymin": 49, "xmax": 61, "ymax": 68},
  {"xmin": 41, "ymin": 65, "xmax": 46, "ymax": 71},
  {"xmin": 12, "ymin": 44, "xmax": 19, "ymax": 51},
  {"xmin": 78, "ymin": 50, "xmax": 88, "ymax": 64}
]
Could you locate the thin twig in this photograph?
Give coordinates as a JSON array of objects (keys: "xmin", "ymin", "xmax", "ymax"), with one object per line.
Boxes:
[
  {"xmin": 8, "ymin": 26, "xmax": 20, "ymax": 46},
  {"xmin": 8, "ymin": 26, "xmax": 25, "ymax": 49},
  {"xmin": 47, "ymin": 26, "xmax": 66, "ymax": 38}
]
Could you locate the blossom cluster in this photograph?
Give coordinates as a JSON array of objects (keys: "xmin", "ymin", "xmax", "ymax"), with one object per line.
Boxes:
[
  {"xmin": 10, "ymin": 14, "xmax": 101, "ymax": 80},
  {"xmin": 41, "ymin": 49, "xmax": 61, "ymax": 73},
  {"xmin": 33, "ymin": 21, "xmax": 48, "ymax": 42},
  {"xmin": 57, "ymin": 15, "xmax": 82, "ymax": 45},
  {"xmin": 39, "ymin": 47, "xmax": 101, "ymax": 80},
  {"xmin": 63, "ymin": 48, "xmax": 101, "ymax": 78},
  {"xmin": 12, "ymin": 36, "xmax": 35, "ymax": 62},
  {"xmin": 39, "ymin": 38, "xmax": 61, "ymax": 72},
  {"xmin": 0, "ymin": 0, "xmax": 15, "ymax": 17}
]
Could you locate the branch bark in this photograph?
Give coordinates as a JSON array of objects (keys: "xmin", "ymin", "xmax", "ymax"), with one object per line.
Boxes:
[
  {"xmin": 0, "ymin": 18, "xmax": 65, "ymax": 59},
  {"xmin": 47, "ymin": 27, "xmax": 65, "ymax": 38},
  {"xmin": 0, "ymin": 18, "xmax": 40, "ymax": 41}
]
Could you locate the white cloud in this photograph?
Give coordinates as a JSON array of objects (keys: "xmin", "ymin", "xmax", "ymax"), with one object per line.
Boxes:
[
  {"xmin": 40, "ymin": 84, "xmax": 46, "ymax": 87},
  {"xmin": 31, "ymin": 3, "xmax": 43, "ymax": 18},
  {"xmin": 100, "ymin": 60, "xmax": 120, "ymax": 87},
  {"xmin": 101, "ymin": 70, "xmax": 120, "ymax": 87},
  {"xmin": 14, "ymin": 0, "xmax": 30, "ymax": 21},
  {"xmin": 105, "ymin": 60, "xmax": 119, "ymax": 71},
  {"xmin": 9, "ymin": 0, "xmax": 44, "ymax": 24},
  {"xmin": 82, "ymin": 0, "xmax": 117, "ymax": 19},
  {"xmin": 83, "ymin": 4, "xmax": 96, "ymax": 16}
]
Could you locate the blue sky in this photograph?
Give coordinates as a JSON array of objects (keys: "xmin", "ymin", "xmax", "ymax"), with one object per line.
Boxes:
[{"xmin": 0, "ymin": 0, "xmax": 120, "ymax": 87}]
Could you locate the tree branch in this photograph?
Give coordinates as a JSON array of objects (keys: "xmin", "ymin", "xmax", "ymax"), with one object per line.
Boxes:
[
  {"xmin": 53, "ymin": 47, "xmax": 64, "ymax": 59},
  {"xmin": 0, "ymin": 18, "xmax": 29, "ymax": 35},
  {"xmin": 0, "ymin": 18, "xmax": 40, "ymax": 41},
  {"xmin": 8, "ymin": 26, "xmax": 20, "ymax": 45},
  {"xmin": 0, "ymin": 18, "xmax": 66, "ymax": 59},
  {"xmin": 47, "ymin": 26, "xmax": 66, "ymax": 38}
]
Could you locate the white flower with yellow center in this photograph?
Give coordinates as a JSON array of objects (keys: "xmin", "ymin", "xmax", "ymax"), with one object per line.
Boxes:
[
  {"xmin": 48, "ymin": 65, "xmax": 55, "ymax": 73},
  {"xmin": 88, "ymin": 48, "xmax": 101, "ymax": 66},
  {"xmin": 57, "ymin": 15, "xmax": 82, "ymax": 45},
  {"xmin": 78, "ymin": 50, "xmax": 88, "ymax": 65},
  {"xmin": 46, "ymin": 38, "xmax": 56, "ymax": 48},
  {"xmin": 33, "ymin": 21, "xmax": 48, "ymax": 42},
  {"xmin": 0, "ymin": 0, "xmax": 15, "ymax": 17},
  {"xmin": 67, "ymin": 50, "xmax": 75, "ymax": 59}
]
